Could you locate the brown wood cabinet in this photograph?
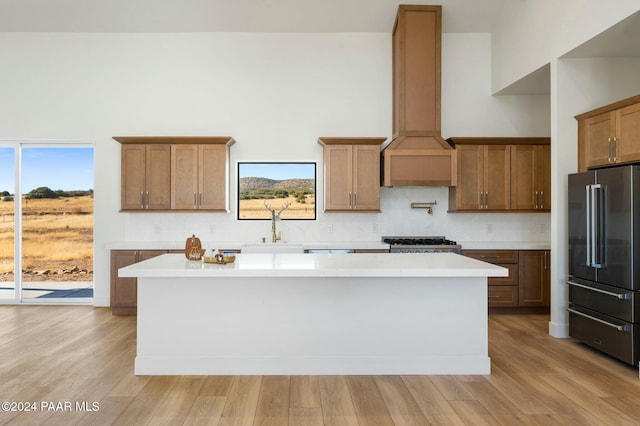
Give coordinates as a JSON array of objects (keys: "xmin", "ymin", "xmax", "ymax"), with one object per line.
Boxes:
[
  {"xmin": 518, "ymin": 250, "xmax": 550, "ymax": 307},
  {"xmin": 577, "ymin": 94, "xmax": 640, "ymax": 171},
  {"xmin": 510, "ymin": 145, "xmax": 551, "ymax": 210},
  {"xmin": 463, "ymin": 249, "xmax": 551, "ymax": 309},
  {"xmin": 448, "ymin": 137, "xmax": 551, "ymax": 212},
  {"xmin": 115, "ymin": 136, "xmax": 234, "ymax": 212},
  {"xmin": 462, "ymin": 250, "xmax": 519, "ymax": 307},
  {"xmin": 449, "ymin": 144, "xmax": 510, "ymax": 211},
  {"xmin": 318, "ymin": 137, "xmax": 385, "ymax": 212},
  {"xmin": 110, "ymin": 249, "xmax": 167, "ymax": 315},
  {"xmin": 120, "ymin": 144, "xmax": 171, "ymax": 210},
  {"xmin": 171, "ymin": 144, "xmax": 228, "ymax": 211}
]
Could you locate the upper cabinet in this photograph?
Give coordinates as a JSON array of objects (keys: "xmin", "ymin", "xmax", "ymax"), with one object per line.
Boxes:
[
  {"xmin": 318, "ymin": 137, "xmax": 385, "ymax": 213},
  {"xmin": 450, "ymin": 144, "xmax": 510, "ymax": 211},
  {"xmin": 114, "ymin": 136, "xmax": 235, "ymax": 212},
  {"xmin": 576, "ymin": 94, "xmax": 640, "ymax": 171},
  {"xmin": 510, "ymin": 145, "xmax": 551, "ymax": 210},
  {"xmin": 381, "ymin": 5, "xmax": 456, "ymax": 187},
  {"xmin": 120, "ymin": 144, "xmax": 171, "ymax": 210},
  {"xmin": 448, "ymin": 138, "xmax": 551, "ymax": 212},
  {"xmin": 171, "ymin": 144, "xmax": 229, "ymax": 211}
]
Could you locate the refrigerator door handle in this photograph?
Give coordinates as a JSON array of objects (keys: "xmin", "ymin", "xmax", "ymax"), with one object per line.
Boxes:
[
  {"xmin": 591, "ymin": 184, "xmax": 603, "ymax": 268},
  {"xmin": 567, "ymin": 308, "xmax": 628, "ymax": 331},
  {"xmin": 586, "ymin": 184, "xmax": 592, "ymax": 267},
  {"xmin": 567, "ymin": 280, "xmax": 630, "ymax": 299}
]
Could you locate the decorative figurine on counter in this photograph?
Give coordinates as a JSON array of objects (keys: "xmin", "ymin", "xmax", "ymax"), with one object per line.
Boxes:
[{"xmin": 185, "ymin": 234, "xmax": 205, "ymax": 261}]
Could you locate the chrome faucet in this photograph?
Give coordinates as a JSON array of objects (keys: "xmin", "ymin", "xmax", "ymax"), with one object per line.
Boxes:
[{"xmin": 264, "ymin": 201, "xmax": 290, "ymax": 243}]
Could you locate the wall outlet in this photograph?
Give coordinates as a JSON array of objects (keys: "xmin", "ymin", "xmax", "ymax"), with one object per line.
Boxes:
[
  {"xmin": 209, "ymin": 224, "xmax": 216, "ymax": 234},
  {"xmin": 486, "ymin": 223, "xmax": 493, "ymax": 233},
  {"xmin": 539, "ymin": 223, "xmax": 547, "ymax": 234},
  {"xmin": 327, "ymin": 224, "xmax": 334, "ymax": 233},
  {"xmin": 372, "ymin": 223, "xmax": 379, "ymax": 233}
]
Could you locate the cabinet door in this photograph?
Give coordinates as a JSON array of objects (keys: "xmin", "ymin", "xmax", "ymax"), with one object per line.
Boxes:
[
  {"xmin": 199, "ymin": 144, "xmax": 227, "ymax": 210},
  {"xmin": 454, "ymin": 145, "xmax": 483, "ymax": 210},
  {"xmin": 615, "ymin": 103, "xmax": 640, "ymax": 164},
  {"xmin": 484, "ymin": 145, "xmax": 510, "ymax": 210},
  {"xmin": 518, "ymin": 250, "xmax": 550, "ymax": 306},
  {"xmin": 324, "ymin": 145, "xmax": 353, "ymax": 211},
  {"xmin": 110, "ymin": 250, "xmax": 138, "ymax": 315},
  {"xmin": 121, "ymin": 145, "xmax": 146, "ymax": 210},
  {"xmin": 352, "ymin": 145, "xmax": 380, "ymax": 211},
  {"xmin": 510, "ymin": 145, "xmax": 537, "ymax": 210},
  {"xmin": 171, "ymin": 144, "xmax": 199, "ymax": 210},
  {"xmin": 538, "ymin": 145, "xmax": 551, "ymax": 210},
  {"xmin": 584, "ymin": 111, "xmax": 615, "ymax": 168},
  {"xmin": 146, "ymin": 144, "xmax": 171, "ymax": 209}
]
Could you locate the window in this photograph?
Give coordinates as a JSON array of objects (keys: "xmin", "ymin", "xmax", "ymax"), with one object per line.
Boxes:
[{"xmin": 237, "ymin": 162, "xmax": 316, "ymax": 220}]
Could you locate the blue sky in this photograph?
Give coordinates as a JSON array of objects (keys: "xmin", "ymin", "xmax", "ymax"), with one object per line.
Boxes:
[
  {"xmin": 0, "ymin": 147, "xmax": 94, "ymax": 194},
  {"xmin": 238, "ymin": 162, "xmax": 316, "ymax": 180}
]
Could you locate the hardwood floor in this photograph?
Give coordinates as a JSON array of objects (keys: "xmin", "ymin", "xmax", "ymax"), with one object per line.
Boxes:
[{"xmin": 1, "ymin": 306, "xmax": 639, "ymax": 425}]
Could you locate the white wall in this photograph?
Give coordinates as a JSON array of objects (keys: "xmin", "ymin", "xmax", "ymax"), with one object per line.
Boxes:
[
  {"xmin": 0, "ymin": 31, "xmax": 550, "ymax": 306},
  {"xmin": 492, "ymin": 0, "xmax": 640, "ymax": 92},
  {"xmin": 549, "ymin": 57, "xmax": 640, "ymax": 337}
]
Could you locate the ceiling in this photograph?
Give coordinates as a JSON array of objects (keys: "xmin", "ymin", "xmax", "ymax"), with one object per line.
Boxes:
[{"xmin": 0, "ymin": 0, "xmax": 506, "ymax": 33}]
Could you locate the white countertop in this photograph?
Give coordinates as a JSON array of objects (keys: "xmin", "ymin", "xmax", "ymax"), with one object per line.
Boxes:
[
  {"xmin": 106, "ymin": 240, "xmax": 550, "ymax": 251},
  {"xmin": 105, "ymin": 240, "xmax": 390, "ymax": 251},
  {"xmin": 119, "ymin": 252, "xmax": 507, "ymax": 278},
  {"xmin": 459, "ymin": 241, "xmax": 551, "ymax": 250}
]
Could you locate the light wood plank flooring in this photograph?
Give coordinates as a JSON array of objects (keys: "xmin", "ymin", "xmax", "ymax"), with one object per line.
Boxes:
[{"xmin": 1, "ymin": 306, "xmax": 640, "ymax": 425}]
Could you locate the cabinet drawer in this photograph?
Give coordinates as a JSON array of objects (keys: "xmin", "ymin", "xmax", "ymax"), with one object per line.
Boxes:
[
  {"xmin": 569, "ymin": 304, "xmax": 639, "ymax": 366},
  {"xmin": 462, "ymin": 250, "xmax": 518, "ymax": 263},
  {"xmin": 489, "ymin": 263, "xmax": 518, "ymax": 286},
  {"xmin": 488, "ymin": 286, "xmax": 518, "ymax": 307}
]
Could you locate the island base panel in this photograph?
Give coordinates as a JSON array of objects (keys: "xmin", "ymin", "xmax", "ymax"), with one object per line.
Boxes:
[{"xmin": 136, "ymin": 276, "xmax": 490, "ymax": 375}]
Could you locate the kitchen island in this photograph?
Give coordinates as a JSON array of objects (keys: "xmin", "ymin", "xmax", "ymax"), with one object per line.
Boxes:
[{"xmin": 119, "ymin": 252, "xmax": 506, "ymax": 375}]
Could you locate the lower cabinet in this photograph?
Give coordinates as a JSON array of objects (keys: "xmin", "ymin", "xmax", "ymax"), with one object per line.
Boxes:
[
  {"xmin": 518, "ymin": 250, "xmax": 551, "ymax": 307},
  {"xmin": 110, "ymin": 249, "xmax": 174, "ymax": 315},
  {"xmin": 462, "ymin": 249, "xmax": 550, "ymax": 309}
]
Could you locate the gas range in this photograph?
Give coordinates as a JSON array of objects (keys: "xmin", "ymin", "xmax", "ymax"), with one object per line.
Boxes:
[{"xmin": 382, "ymin": 236, "xmax": 461, "ymax": 253}]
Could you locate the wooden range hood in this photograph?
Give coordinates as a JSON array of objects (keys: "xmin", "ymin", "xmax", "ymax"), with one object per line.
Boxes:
[{"xmin": 381, "ymin": 5, "xmax": 456, "ymax": 187}]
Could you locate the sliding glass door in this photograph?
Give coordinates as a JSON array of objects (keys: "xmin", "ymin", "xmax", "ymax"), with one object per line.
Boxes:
[
  {"xmin": 0, "ymin": 147, "xmax": 15, "ymax": 300},
  {"xmin": 0, "ymin": 143, "xmax": 94, "ymax": 303}
]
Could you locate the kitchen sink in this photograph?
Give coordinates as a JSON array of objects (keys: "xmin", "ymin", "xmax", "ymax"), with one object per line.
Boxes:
[{"xmin": 241, "ymin": 243, "xmax": 304, "ymax": 254}]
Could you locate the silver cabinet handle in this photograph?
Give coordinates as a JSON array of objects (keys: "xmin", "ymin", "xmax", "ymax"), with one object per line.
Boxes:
[
  {"xmin": 199, "ymin": 192, "xmax": 203, "ymax": 208},
  {"xmin": 479, "ymin": 192, "xmax": 483, "ymax": 208},
  {"xmin": 485, "ymin": 192, "xmax": 488, "ymax": 208},
  {"xmin": 567, "ymin": 280, "xmax": 629, "ymax": 299},
  {"xmin": 353, "ymin": 193, "xmax": 357, "ymax": 209},
  {"xmin": 140, "ymin": 191, "xmax": 144, "ymax": 209},
  {"xmin": 613, "ymin": 137, "xmax": 618, "ymax": 162},
  {"xmin": 193, "ymin": 193, "xmax": 197, "ymax": 208},
  {"xmin": 539, "ymin": 191, "xmax": 544, "ymax": 209},
  {"xmin": 608, "ymin": 137, "xmax": 612, "ymax": 162},
  {"xmin": 567, "ymin": 307, "xmax": 628, "ymax": 331},
  {"xmin": 348, "ymin": 192, "xmax": 352, "ymax": 208},
  {"xmin": 145, "ymin": 191, "xmax": 149, "ymax": 208}
]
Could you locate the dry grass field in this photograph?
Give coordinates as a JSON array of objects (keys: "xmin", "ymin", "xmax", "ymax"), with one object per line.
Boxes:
[
  {"xmin": 239, "ymin": 195, "xmax": 316, "ymax": 219},
  {"xmin": 0, "ymin": 195, "xmax": 93, "ymax": 282}
]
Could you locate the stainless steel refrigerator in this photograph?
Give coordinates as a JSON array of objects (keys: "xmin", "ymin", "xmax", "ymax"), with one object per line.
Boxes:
[{"xmin": 568, "ymin": 165, "xmax": 640, "ymax": 366}]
